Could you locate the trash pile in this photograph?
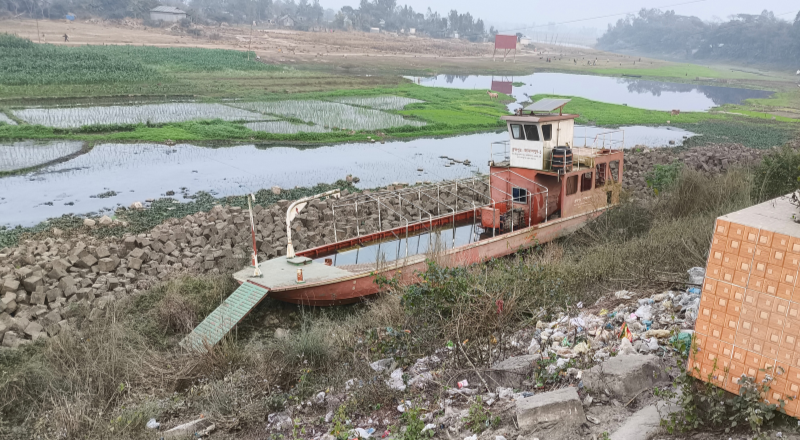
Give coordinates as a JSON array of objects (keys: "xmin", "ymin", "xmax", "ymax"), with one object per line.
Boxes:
[{"xmin": 264, "ymin": 268, "xmax": 705, "ymax": 440}]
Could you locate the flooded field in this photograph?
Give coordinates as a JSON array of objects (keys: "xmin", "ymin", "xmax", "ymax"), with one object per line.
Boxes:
[
  {"xmin": 0, "ymin": 113, "xmax": 16, "ymax": 125},
  {"xmin": 412, "ymin": 72, "xmax": 773, "ymax": 111},
  {"xmin": 6, "ymin": 96, "xmax": 426, "ymax": 132},
  {"xmin": 0, "ymin": 141, "xmax": 84, "ymax": 172},
  {"xmin": 0, "ymin": 125, "xmax": 693, "ymax": 227},
  {"xmin": 331, "ymin": 96, "xmax": 424, "ymax": 110},
  {"xmin": 13, "ymin": 103, "xmax": 269, "ymax": 128},
  {"xmin": 233, "ymin": 100, "xmax": 426, "ymax": 130}
]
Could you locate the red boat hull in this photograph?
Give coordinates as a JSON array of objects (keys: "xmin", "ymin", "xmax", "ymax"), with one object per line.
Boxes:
[{"xmin": 239, "ymin": 208, "xmax": 605, "ymax": 306}]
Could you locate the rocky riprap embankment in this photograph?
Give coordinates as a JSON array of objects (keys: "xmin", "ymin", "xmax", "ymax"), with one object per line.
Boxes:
[
  {"xmin": 623, "ymin": 143, "xmax": 767, "ymax": 194},
  {"xmin": 0, "ymin": 182, "xmax": 490, "ymax": 347},
  {"xmin": 0, "ymin": 197, "xmax": 342, "ymax": 346}
]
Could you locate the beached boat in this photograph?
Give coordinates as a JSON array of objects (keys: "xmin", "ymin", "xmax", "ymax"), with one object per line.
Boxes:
[{"xmin": 181, "ymin": 99, "xmax": 625, "ymax": 350}]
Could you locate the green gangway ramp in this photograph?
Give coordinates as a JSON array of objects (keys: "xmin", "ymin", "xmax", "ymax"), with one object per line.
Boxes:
[{"xmin": 180, "ymin": 281, "xmax": 270, "ymax": 352}]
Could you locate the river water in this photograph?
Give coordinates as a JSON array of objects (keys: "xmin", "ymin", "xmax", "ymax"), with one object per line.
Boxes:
[
  {"xmin": 411, "ymin": 72, "xmax": 772, "ymax": 112},
  {"xmin": 0, "ymin": 124, "xmax": 693, "ymax": 228}
]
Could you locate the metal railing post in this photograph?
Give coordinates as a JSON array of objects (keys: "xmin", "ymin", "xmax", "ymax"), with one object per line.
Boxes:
[{"xmin": 332, "ymin": 204, "xmax": 338, "ymax": 242}]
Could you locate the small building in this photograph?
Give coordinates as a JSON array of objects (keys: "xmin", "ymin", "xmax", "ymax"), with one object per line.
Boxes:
[
  {"xmin": 520, "ymin": 37, "xmax": 531, "ymax": 46},
  {"xmin": 408, "ymin": 28, "xmax": 415, "ymax": 34},
  {"xmin": 370, "ymin": 27, "xmax": 380, "ymax": 33},
  {"xmin": 278, "ymin": 15, "xmax": 296, "ymax": 27},
  {"xmin": 149, "ymin": 6, "xmax": 186, "ymax": 22}
]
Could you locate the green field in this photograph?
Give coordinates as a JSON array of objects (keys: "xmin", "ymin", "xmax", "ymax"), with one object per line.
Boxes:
[{"xmin": 0, "ymin": 84, "xmax": 512, "ymax": 143}]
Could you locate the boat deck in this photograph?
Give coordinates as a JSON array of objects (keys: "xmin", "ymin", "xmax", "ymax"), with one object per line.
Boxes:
[{"xmin": 232, "ymin": 257, "xmax": 359, "ymax": 289}]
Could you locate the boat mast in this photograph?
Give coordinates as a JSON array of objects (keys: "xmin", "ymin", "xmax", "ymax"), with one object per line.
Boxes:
[{"xmin": 247, "ymin": 194, "xmax": 262, "ymax": 277}]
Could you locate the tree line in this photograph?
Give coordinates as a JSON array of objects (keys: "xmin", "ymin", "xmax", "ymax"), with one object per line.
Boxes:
[
  {"xmin": 597, "ymin": 9, "xmax": 800, "ymax": 67},
  {"xmin": 1, "ymin": 0, "xmax": 491, "ymax": 40}
]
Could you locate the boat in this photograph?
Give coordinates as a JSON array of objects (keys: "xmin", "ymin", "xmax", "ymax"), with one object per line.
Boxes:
[{"xmin": 181, "ymin": 99, "xmax": 626, "ymax": 351}]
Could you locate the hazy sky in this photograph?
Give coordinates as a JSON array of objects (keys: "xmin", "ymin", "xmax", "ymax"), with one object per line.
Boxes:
[{"xmin": 322, "ymin": 0, "xmax": 798, "ymax": 33}]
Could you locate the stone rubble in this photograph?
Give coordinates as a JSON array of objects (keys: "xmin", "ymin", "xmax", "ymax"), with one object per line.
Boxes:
[{"xmin": 0, "ymin": 181, "xmax": 490, "ymax": 347}]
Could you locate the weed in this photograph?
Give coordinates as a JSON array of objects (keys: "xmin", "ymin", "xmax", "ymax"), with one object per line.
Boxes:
[
  {"xmin": 462, "ymin": 396, "xmax": 500, "ymax": 434},
  {"xmin": 646, "ymin": 161, "xmax": 682, "ymax": 194},
  {"xmin": 330, "ymin": 405, "xmax": 353, "ymax": 440},
  {"xmin": 394, "ymin": 405, "xmax": 433, "ymax": 440},
  {"xmin": 656, "ymin": 332, "xmax": 790, "ymax": 438}
]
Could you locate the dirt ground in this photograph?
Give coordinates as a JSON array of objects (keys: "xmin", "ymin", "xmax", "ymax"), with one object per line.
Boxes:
[{"xmin": 1, "ymin": 17, "xmax": 680, "ymax": 75}]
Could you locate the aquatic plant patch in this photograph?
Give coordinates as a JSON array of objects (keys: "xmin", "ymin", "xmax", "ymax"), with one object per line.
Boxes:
[
  {"xmin": 13, "ymin": 104, "xmax": 267, "ymax": 129},
  {"xmin": 331, "ymin": 96, "xmax": 424, "ymax": 110},
  {"xmin": 234, "ymin": 101, "xmax": 426, "ymax": 131}
]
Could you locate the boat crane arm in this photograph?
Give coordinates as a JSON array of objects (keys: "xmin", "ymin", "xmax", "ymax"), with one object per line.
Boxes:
[{"xmin": 286, "ymin": 189, "xmax": 341, "ymax": 259}]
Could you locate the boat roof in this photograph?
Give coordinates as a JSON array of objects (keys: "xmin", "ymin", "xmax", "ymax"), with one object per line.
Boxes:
[
  {"xmin": 524, "ymin": 98, "xmax": 572, "ymax": 112},
  {"xmin": 500, "ymin": 114, "xmax": 579, "ymax": 123}
]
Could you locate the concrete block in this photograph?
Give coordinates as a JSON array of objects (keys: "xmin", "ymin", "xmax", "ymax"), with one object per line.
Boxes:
[
  {"xmin": 2, "ymin": 331, "xmax": 20, "ymax": 348},
  {"xmin": 22, "ymin": 275, "xmax": 43, "ymax": 293},
  {"xmin": 2, "ymin": 278, "xmax": 20, "ymax": 293},
  {"xmin": 486, "ymin": 354, "xmax": 541, "ymax": 388},
  {"xmin": 24, "ymin": 321, "xmax": 43, "ymax": 338},
  {"xmin": 97, "ymin": 257, "xmax": 119, "ymax": 273},
  {"xmin": 581, "ymin": 355, "xmax": 670, "ymax": 402},
  {"xmin": 609, "ymin": 401, "xmax": 678, "ymax": 440},
  {"xmin": 30, "ymin": 287, "xmax": 46, "ymax": 305},
  {"xmin": 516, "ymin": 387, "xmax": 584, "ymax": 432}
]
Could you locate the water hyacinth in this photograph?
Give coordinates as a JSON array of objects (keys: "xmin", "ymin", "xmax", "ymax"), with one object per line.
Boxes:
[
  {"xmin": 235, "ymin": 101, "xmax": 426, "ymax": 131},
  {"xmin": 331, "ymin": 96, "xmax": 424, "ymax": 110},
  {"xmin": 244, "ymin": 121, "xmax": 331, "ymax": 134},
  {"xmin": 0, "ymin": 141, "xmax": 83, "ymax": 172},
  {"xmin": 13, "ymin": 103, "xmax": 268, "ymax": 129}
]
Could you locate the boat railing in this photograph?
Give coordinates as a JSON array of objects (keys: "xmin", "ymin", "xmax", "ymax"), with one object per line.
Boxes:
[
  {"xmin": 330, "ymin": 177, "xmax": 492, "ymax": 246},
  {"xmin": 574, "ymin": 129, "xmax": 625, "ymax": 152},
  {"xmin": 490, "ymin": 140, "xmax": 510, "ymax": 164}
]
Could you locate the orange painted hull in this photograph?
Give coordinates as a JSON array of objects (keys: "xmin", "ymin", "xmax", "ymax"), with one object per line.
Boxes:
[{"xmin": 240, "ymin": 208, "xmax": 606, "ymax": 306}]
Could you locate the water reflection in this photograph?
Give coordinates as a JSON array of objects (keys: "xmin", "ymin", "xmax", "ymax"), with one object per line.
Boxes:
[{"xmin": 411, "ymin": 72, "xmax": 772, "ymax": 111}]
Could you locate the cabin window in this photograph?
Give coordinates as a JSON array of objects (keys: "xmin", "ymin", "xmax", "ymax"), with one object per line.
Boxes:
[
  {"xmin": 541, "ymin": 124, "xmax": 553, "ymax": 141},
  {"xmin": 523, "ymin": 125, "xmax": 540, "ymax": 141},
  {"xmin": 581, "ymin": 172, "xmax": 593, "ymax": 192},
  {"xmin": 510, "ymin": 124, "xmax": 524, "ymax": 140},
  {"xmin": 595, "ymin": 163, "xmax": 607, "ymax": 187},
  {"xmin": 565, "ymin": 175, "xmax": 578, "ymax": 196},
  {"xmin": 513, "ymin": 187, "xmax": 528, "ymax": 203},
  {"xmin": 609, "ymin": 160, "xmax": 620, "ymax": 182}
]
